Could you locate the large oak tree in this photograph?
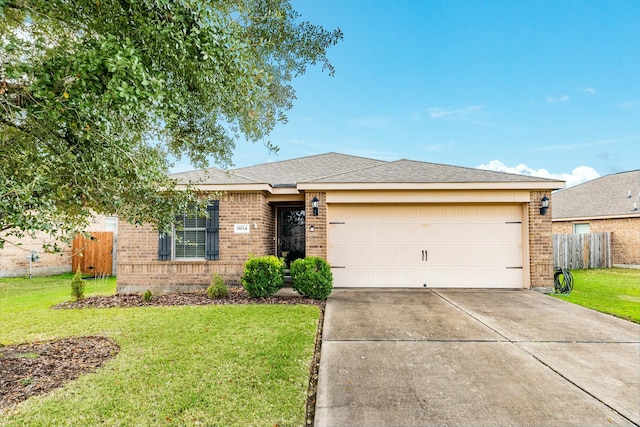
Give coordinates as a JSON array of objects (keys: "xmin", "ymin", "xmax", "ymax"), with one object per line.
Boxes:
[{"xmin": 0, "ymin": 0, "xmax": 341, "ymax": 248}]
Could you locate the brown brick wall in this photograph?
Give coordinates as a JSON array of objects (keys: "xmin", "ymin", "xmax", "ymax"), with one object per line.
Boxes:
[
  {"xmin": 0, "ymin": 230, "xmax": 72, "ymax": 278},
  {"xmin": 553, "ymin": 217, "xmax": 640, "ymax": 265},
  {"xmin": 305, "ymin": 192, "xmax": 327, "ymax": 259},
  {"xmin": 529, "ymin": 191, "xmax": 554, "ymax": 288},
  {"xmin": 0, "ymin": 215, "xmax": 114, "ymax": 278},
  {"xmin": 116, "ymin": 192, "xmax": 275, "ymax": 293}
]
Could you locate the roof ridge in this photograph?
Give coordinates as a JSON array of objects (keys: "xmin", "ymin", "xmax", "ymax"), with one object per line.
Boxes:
[
  {"xmin": 554, "ymin": 169, "xmax": 640, "ymax": 194},
  {"xmin": 307, "ymin": 159, "xmax": 389, "ymax": 182},
  {"xmin": 171, "ymin": 166, "xmax": 263, "ymax": 184},
  {"xmin": 399, "ymin": 158, "xmax": 562, "ymax": 182},
  {"xmin": 226, "ymin": 169, "xmax": 264, "ymax": 183},
  {"xmin": 233, "ymin": 151, "xmax": 382, "ymax": 173}
]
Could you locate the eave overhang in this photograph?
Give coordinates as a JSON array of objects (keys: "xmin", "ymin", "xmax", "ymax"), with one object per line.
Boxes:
[{"xmin": 297, "ymin": 181, "xmax": 565, "ymax": 191}]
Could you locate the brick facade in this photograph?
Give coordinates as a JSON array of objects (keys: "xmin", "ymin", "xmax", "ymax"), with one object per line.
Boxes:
[
  {"xmin": 116, "ymin": 192, "xmax": 275, "ymax": 293},
  {"xmin": 305, "ymin": 191, "xmax": 327, "ymax": 259},
  {"xmin": 529, "ymin": 191, "xmax": 554, "ymax": 289},
  {"xmin": 553, "ymin": 217, "xmax": 640, "ymax": 265},
  {"xmin": 116, "ymin": 189, "xmax": 557, "ymax": 293}
]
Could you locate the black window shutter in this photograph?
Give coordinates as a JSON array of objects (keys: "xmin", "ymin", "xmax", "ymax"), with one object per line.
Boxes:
[
  {"xmin": 206, "ymin": 201, "xmax": 220, "ymax": 260},
  {"xmin": 158, "ymin": 232, "xmax": 172, "ymax": 261}
]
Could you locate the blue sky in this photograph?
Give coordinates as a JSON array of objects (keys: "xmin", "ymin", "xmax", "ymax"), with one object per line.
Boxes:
[{"xmin": 181, "ymin": 0, "xmax": 640, "ymax": 187}]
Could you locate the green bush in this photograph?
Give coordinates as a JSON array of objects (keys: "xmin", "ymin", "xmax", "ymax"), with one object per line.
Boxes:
[
  {"xmin": 142, "ymin": 289, "xmax": 153, "ymax": 302},
  {"xmin": 70, "ymin": 267, "xmax": 85, "ymax": 301},
  {"xmin": 241, "ymin": 255, "xmax": 285, "ymax": 298},
  {"xmin": 290, "ymin": 257, "xmax": 333, "ymax": 300},
  {"xmin": 207, "ymin": 274, "xmax": 229, "ymax": 299}
]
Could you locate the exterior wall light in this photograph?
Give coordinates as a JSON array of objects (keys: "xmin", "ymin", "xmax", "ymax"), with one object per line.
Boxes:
[
  {"xmin": 309, "ymin": 225, "xmax": 315, "ymax": 232},
  {"xmin": 540, "ymin": 195, "xmax": 550, "ymax": 215},
  {"xmin": 311, "ymin": 197, "xmax": 319, "ymax": 216}
]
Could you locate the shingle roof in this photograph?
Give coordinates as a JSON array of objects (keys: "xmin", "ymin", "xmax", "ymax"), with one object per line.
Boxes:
[
  {"xmin": 552, "ymin": 170, "xmax": 640, "ymax": 219},
  {"xmin": 171, "ymin": 152, "xmax": 385, "ymax": 185},
  {"xmin": 233, "ymin": 152, "xmax": 386, "ymax": 185},
  {"xmin": 171, "ymin": 167, "xmax": 259, "ymax": 185},
  {"xmin": 308, "ymin": 159, "xmax": 559, "ymax": 183},
  {"xmin": 171, "ymin": 152, "xmax": 563, "ymax": 188}
]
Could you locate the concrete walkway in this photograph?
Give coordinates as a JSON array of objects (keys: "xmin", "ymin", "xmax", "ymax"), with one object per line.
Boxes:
[{"xmin": 315, "ymin": 289, "xmax": 640, "ymax": 426}]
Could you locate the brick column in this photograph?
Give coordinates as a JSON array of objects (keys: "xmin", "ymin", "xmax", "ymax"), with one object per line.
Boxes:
[
  {"xmin": 305, "ymin": 192, "xmax": 327, "ymax": 259},
  {"xmin": 529, "ymin": 190, "xmax": 554, "ymax": 289}
]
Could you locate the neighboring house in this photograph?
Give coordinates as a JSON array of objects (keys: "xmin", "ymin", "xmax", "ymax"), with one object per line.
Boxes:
[
  {"xmin": 0, "ymin": 215, "xmax": 118, "ymax": 278},
  {"xmin": 552, "ymin": 170, "xmax": 640, "ymax": 266},
  {"xmin": 117, "ymin": 153, "xmax": 563, "ymax": 293}
]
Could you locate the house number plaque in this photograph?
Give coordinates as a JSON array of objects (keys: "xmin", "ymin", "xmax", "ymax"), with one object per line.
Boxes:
[{"xmin": 234, "ymin": 224, "xmax": 250, "ymax": 234}]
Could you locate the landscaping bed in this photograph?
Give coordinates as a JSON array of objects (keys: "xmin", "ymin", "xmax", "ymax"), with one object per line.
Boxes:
[
  {"xmin": 1, "ymin": 337, "xmax": 120, "ymax": 410},
  {"xmin": 53, "ymin": 286, "xmax": 323, "ymax": 309}
]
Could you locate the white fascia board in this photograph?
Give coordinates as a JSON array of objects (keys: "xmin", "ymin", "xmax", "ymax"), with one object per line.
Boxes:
[
  {"xmin": 297, "ymin": 181, "xmax": 565, "ymax": 191},
  {"xmin": 552, "ymin": 213, "xmax": 640, "ymax": 222},
  {"xmin": 176, "ymin": 183, "xmax": 274, "ymax": 192}
]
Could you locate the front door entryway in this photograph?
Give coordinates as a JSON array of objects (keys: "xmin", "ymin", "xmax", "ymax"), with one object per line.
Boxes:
[{"xmin": 277, "ymin": 207, "xmax": 305, "ymax": 267}]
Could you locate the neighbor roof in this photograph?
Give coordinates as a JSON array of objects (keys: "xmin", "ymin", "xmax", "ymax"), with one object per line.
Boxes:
[
  {"xmin": 552, "ymin": 170, "xmax": 640, "ymax": 220},
  {"xmin": 172, "ymin": 152, "xmax": 564, "ymax": 191}
]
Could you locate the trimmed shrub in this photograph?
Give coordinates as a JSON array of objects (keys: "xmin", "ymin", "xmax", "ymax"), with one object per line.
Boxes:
[
  {"xmin": 290, "ymin": 257, "xmax": 333, "ymax": 300},
  {"xmin": 207, "ymin": 274, "xmax": 229, "ymax": 299},
  {"xmin": 70, "ymin": 267, "xmax": 85, "ymax": 301},
  {"xmin": 241, "ymin": 255, "xmax": 285, "ymax": 298},
  {"xmin": 142, "ymin": 289, "xmax": 153, "ymax": 302}
]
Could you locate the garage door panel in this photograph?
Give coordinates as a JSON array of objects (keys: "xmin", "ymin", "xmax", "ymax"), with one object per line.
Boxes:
[
  {"xmin": 328, "ymin": 204, "xmax": 525, "ymax": 288},
  {"xmin": 332, "ymin": 266, "xmax": 523, "ymax": 288},
  {"xmin": 329, "ymin": 224, "xmax": 425, "ymax": 246},
  {"xmin": 329, "ymin": 245, "xmax": 418, "ymax": 266}
]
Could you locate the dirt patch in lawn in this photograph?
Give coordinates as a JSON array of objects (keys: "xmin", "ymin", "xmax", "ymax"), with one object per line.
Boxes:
[
  {"xmin": 0, "ymin": 336, "xmax": 119, "ymax": 411},
  {"xmin": 3, "ymin": 290, "xmax": 325, "ymax": 425}
]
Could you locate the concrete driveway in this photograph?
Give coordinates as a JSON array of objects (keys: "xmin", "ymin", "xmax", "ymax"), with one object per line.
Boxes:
[{"xmin": 314, "ymin": 289, "xmax": 640, "ymax": 426}]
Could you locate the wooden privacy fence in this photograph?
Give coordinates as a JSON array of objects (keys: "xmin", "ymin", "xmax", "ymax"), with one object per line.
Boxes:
[
  {"xmin": 72, "ymin": 232, "xmax": 114, "ymax": 276},
  {"xmin": 553, "ymin": 232, "xmax": 611, "ymax": 269}
]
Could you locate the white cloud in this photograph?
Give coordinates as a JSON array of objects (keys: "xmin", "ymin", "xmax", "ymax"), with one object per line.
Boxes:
[
  {"xmin": 546, "ymin": 95, "xmax": 569, "ymax": 103},
  {"xmin": 424, "ymin": 142, "xmax": 455, "ymax": 152},
  {"xmin": 584, "ymin": 87, "xmax": 596, "ymax": 94},
  {"xmin": 477, "ymin": 160, "xmax": 600, "ymax": 188},
  {"xmin": 428, "ymin": 105, "xmax": 483, "ymax": 119}
]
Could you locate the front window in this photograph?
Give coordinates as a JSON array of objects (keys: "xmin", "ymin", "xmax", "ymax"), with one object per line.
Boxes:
[
  {"xmin": 158, "ymin": 201, "xmax": 219, "ymax": 262},
  {"xmin": 174, "ymin": 212, "xmax": 208, "ymax": 259},
  {"xmin": 573, "ymin": 223, "xmax": 590, "ymax": 234}
]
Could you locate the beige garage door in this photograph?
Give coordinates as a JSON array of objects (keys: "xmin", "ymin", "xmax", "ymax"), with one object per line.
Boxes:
[{"xmin": 328, "ymin": 204, "xmax": 525, "ymax": 288}]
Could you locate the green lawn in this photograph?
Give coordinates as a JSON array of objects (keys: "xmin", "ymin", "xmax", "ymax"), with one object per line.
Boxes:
[
  {"xmin": 0, "ymin": 274, "xmax": 319, "ymax": 426},
  {"xmin": 552, "ymin": 268, "xmax": 640, "ymax": 323}
]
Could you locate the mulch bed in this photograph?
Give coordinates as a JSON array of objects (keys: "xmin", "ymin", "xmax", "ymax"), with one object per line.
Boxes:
[
  {"xmin": 0, "ymin": 336, "xmax": 120, "ymax": 411},
  {"xmin": 2, "ymin": 289, "xmax": 325, "ymax": 426},
  {"xmin": 53, "ymin": 286, "xmax": 324, "ymax": 309}
]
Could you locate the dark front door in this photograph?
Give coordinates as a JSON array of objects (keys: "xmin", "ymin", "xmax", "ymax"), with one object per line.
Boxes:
[{"xmin": 277, "ymin": 207, "xmax": 305, "ymax": 267}]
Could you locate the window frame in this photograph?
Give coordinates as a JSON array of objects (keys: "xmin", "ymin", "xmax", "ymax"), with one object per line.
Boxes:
[
  {"xmin": 172, "ymin": 212, "xmax": 208, "ymax": 260},
  {"xmin": 573, "ymin": 223, "xmax": 590, "ymax": 235},
  {"xmin": 157, "ymin": 201, "xmax": 219, "ymax": 261}
]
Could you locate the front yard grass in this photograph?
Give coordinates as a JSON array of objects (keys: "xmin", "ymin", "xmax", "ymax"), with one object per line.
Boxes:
[
  {"xmin": 0, "ymin": 274, "xmax": 319, "ymax": 426},
  {"xmin": 552, "ymin": 268, "xmax": 640, "ymax": 323}
]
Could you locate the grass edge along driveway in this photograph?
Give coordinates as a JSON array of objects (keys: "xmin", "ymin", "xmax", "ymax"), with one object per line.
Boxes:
[
  {"xmin": 0, "ymin": 274, "xmax": 320, "ymax": 427},
  {"xmin": 552, "ymin": 268, "xmax": 640, "ymax": 324}
]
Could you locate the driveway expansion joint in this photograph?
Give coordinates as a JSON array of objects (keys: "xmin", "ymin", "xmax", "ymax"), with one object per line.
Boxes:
[{"xmin": 432, "ymin": 289, "xmax": 640, "ymax": 427}]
